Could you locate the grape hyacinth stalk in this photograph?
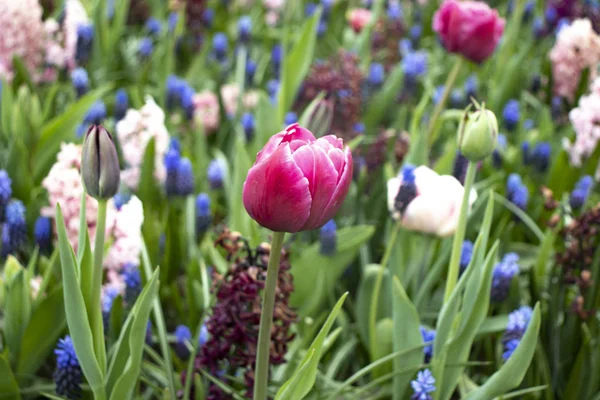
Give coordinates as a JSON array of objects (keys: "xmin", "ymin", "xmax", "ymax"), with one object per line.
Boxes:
[{"xmin": 242, "ymin": 124, "xmax": 352, "ymax": 400}]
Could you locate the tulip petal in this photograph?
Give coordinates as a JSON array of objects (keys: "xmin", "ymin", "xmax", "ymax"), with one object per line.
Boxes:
[
  {"xmin": 317, "ymin": 135, "xmax": 343, "ymax": 150},
  {"xmin": 255, "ymin": 124, "xmax": 317, "ymax": 164},
  {"xmin": 255, "ymin": 133, "xmax": 286, "ymax": 164},
  {"xmin": 242, "ymin": 143, "xmax": 311, "ymax": 232},
  {"xmin": 315, "ymin": 147, "xmax": 353, "ymax": 228},
  {"xmin": 292, "ymin": 144, "xmax": 339, "ymax": 230},
  {"xmin": 327, "ymin": 148, "xmax": 345, "ymax": 176},
  {"xmin": 281, "ymin": 123, "xmax": 317, "ymax": 143},
  {"xmin": 289, "ymin": 139, "xmax": 309, "ymax": 152},
  {"xmin": 387, "ymin": 177, "xmax": 401, "ymax": 220},
  {"xmin": 413, "ymin": 166, "xmax": 442, "ymax": 195}
]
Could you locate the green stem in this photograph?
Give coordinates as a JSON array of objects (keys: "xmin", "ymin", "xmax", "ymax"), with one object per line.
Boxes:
[
  {"xmin": 91, "ymin": 200, "xmax": 107, "ymax": 376},
  {"xmin": 428, "ymin": 57, "xmax": 464, "ymax": 146},
  {"xmin": 443, "ymin": 161, "xmax": 477, "ymax": 303},
  {"xmin": 253, "ymin": 231, "xmax": 286, "ymax": 400},
  {"xmin": 369, "ymin": 222, "xmax": 402, "ymax": 361}
]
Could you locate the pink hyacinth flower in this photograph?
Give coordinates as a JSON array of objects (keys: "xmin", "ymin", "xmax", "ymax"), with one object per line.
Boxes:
[
  {"xmin": 433, "ymin": 0, "xmax": 505, "ymax": 63},
  {"xmin": 243, "ymin": 124, "xmax": 353, "ymax": 233}
]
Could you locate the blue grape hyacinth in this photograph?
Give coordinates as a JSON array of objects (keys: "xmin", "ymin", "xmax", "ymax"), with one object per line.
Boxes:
[
  {"xmin": 174, "ymin": 324, "xmax": 192, "ymax": 359},
  {"xmin": 506, "ymin": 174, "xmax": 529, "ymax": 210},
  {"xmin": 2, "ymin": 200, "xmax": 27, "ymax": 257},
  {"xmin": 503, "ymin": 99, "xmax": 520, "ymax": 131},
  {"xmin": 70, "ymin": 68, "xmax": 89, "ymax": 98},
  {"xmin": 123, "ymin": 263, "xmax": 142, "ymax": 305},
  {"xmin": 207, "ymin": 159, "xmax": 226, "ymax": 189},
  {"xmin": 54, "ymin": 336, "xmax": 83, "ymax": 399},
  {"xmin": 75, "ymin": 23, "xmax": 94, "ymax": 65},
  {"xmin": 0, "ymin": 170, "xmax": 12, "ymax": 217},
  {"xmin": 411, "ymin": 369, "xmax": 436, "ymax": 400},
  {"xmin": 460, "ymin": 240, "xmax": 474, "ymax": 273},
  {"xmin": 114, "ymin": 89, "xmax": 129, "ymax": 121},
  {"xmin": 570, "ymin": 176, "xmax": 593, "ymax": 210},
  {"xmin": 196, "ymin": 193, "xmax": 212, "ymax": 237},
  {"xmin": 420, "ymin": 326, "xmax": 436, "ymax": 363},
  {"xmin": 320, "ymin": 219, "xmax": 337, "ymax": 256},
  {"xmin": 502, "ymin": 306, "xmax": 533, "ymax": 360},
  {"xmin": 491, "ymin": 253, "xmax": 520, "ymax": 302},
  {"xmin": 34, "ymin": 216, "xmax": 53, "ymax": 254},
  {"xmin": 145, "ymin": 17, "xmax": 162, "ymax": 36}
]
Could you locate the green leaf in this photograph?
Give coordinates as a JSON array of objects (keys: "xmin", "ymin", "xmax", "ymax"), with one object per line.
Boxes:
[
  {"xmin": 533, "ymin": 227, "xmax": 558, "ymax": 296},
  {"xmin": 5, "ymin": 138, "xmax": 33, "ymax": 201},
  {"xmin": 140, "ymin": 239, "xmax": 178, "ymax": 397},
  {"xmin": 253, "ymin": 93, "xmax": 279, "ymax": 156},
  {"xmin": 476, "ymin": 315, "xmax": 509, "ymax": 337},
  {"xmin": 108, "ymin": 0, "xmax": 131, "ymax": 60},
  {"xmin": 79, "ymin": 228, "xmax": 94, "ymax": 321},
  {"xmin": 391, "ymin": 277, "xmax": 423, "ymax": 399},
  {"xmin": 363, "ymin": 65, "xmax": 404, "ymax": 128},
  {"xmin": 136, "ymin": 137, "xmax": 161, "ymax": 206},
  {"xmin": 275, "ymin": 292, "xmax": 348, "ymax": 400},
  {"xmin": 494, "ymin": 194, "xmax": 544, "ymax": 242},
  {"xmin": 290, "ymin": 226, "xmax": 375, "ymax": 317},
  {"xmin": 228, "ymin": 136, "xmax": 256, "ymax": 239},
  {"xmin": 463, "ymin": 304, "xmax": 541, "ymax": 400},
  {"xmin": 41, "ymin": 394, "xmax": 68, "ymax": 400},
  {"xmin": 1, "ymin": 79, "xmax": 14, "ymax": 135},
  {"xmin": 437, "ymin": 242, "xmax": 499, "ymax": 400},
  {"xmin": 356, "ymin": 264, "xmax": 394, "ymax": 345},
  {"xmin": 107, "ymin": 268, "xmax": 159, "ymax": 399},
  {"xmin": 355, "ymin": 0, "xmax": 385, "ymax": 68},
  {"xmin": 17, "ymin": 288, "xmax": 66, "ymax": 375},
  {"xmin": 4, "ymin": 268, "xmax": 31, "ymax": 367},
  {"xmin": 55, "ymin": 204, "xmax": 105, "ymax": 396},
  {"xmin": 277, "ymin": 9, "xmax": 322, "ymax": 122},
  {"xmin": 11, "ymin": 56, "xmax": 34, "ymax": 92},
  {"xmin": 33, "ymin": 85, "xmax": 113, "ymax": 183},
  {"xmin": 164, "ymin": 202, "xmax": 185, "ymax": 283},
  {"xmin": 0, "ymin": 354, "xmax": 20, "ymax": 400},
  {"xmin": 372, "ymin": 318, "xmax": 394, "ymax": 376}
]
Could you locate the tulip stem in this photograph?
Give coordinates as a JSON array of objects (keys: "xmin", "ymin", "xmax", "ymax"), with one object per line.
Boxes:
[
  {"xmin": 443, "ymin": 161, "xmax": 477, "ymax": 303},
  {"xmin": 253, "ymin": 231, "xmax": 285, "ymax": 400},
  {"xmin": 368, "ymin": 222, "xmax": 402, "ymax": 362},
  {"xmin": 91, "ymin": 199, "xmax": 107, "ymax": 376},
  {"xmin": 427, "ymin": 57, "xmax": 464, "ymax": 146}
]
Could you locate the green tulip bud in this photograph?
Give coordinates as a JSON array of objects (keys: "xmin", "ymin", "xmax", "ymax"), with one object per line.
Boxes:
[
  {"xmin": 457, "ymin": 103, "xmax": 498, "ymax": 162},
  {"xmin": 81, "ymin": 125, "xmax": 120, "ymax": 199}
]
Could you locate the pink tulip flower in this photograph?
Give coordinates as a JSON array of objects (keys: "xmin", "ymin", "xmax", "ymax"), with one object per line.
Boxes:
[
  {"xmin": 243, "ymin": 124, "xmax": 353, "ymax": 233},
  {"xmin": 387, "ymin": 166, "xmax": 477, "ymax": 237},
  {"xmin": 433, "ymin": 0, "xmax": 505, "ymax": 63},
  {"xmin": 348, "ymin": 8, "xmax": 372, "ymax": 33}
]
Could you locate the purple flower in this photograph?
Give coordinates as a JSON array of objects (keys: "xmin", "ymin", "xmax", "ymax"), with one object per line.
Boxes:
[{"xmin": 491, "ymin": 253, "xmax": 520, "ymax": 302}]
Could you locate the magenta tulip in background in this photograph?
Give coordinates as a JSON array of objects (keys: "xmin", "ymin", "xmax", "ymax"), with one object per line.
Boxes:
[
  {"xmin": 243, "ymin": 124, "xmax": 353, "ymax": 233},
  {"xmin": 433, "ymin": 0, "xmax": 505, "ymax": 63}
]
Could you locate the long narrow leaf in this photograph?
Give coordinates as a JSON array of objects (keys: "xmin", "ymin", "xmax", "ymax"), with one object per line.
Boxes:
[
  {"xmin": 56, "ymin": 204, "xmax": 105, "ymax": 396},
  {"xmin": 108, "ymin": 269, "xmax": 160, "ymax": 399},
  {"xmin": 391, "ymin": 277, "xmax": 423, "ymax": 399},
  {"xmin": 276, "ymin": 293, "xmax": 348, "ymax": 400}
]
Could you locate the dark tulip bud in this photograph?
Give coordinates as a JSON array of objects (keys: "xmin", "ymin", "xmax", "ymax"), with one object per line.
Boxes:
[{"xmin": 81, "ymin": 125, "xmax": 120, "ymax": 199}]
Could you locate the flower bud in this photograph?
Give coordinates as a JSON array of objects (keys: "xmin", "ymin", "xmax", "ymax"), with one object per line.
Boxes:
[
  {"xmin": 81, "ymin": 125, "xmax": 120, "ymax": 200},
  {"xmin": 457, "ymin": 104, "xmax": 498, "ymax": 162}
]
